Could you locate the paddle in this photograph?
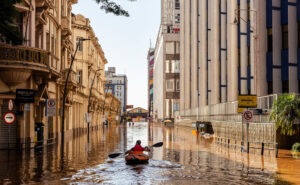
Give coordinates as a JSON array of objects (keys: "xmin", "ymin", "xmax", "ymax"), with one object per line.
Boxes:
[{"xmin": 108, "ymin": 142, "xmax": 163, "ymax": 158}]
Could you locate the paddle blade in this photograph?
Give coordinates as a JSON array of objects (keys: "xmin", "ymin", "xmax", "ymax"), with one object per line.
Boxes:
[
  {"xmin": 108, "ymin": 153, "xmax": 122, "ymax": 158},
  {"xmin": 151, "ymin": 142, "xmax": 163, "ymax": 147}
]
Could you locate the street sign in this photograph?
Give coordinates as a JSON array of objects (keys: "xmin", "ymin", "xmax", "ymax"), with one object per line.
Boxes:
[
  {"xmin": 16, "ymin": 89, "xmax": 35, "ymax": 103},
  {"xmin": 8, "ymin": 99, "xmax": 14, "ymax": 111},
  {"xmin": 3, "ymin": 112, "xmax": 16, "ymax": 124},
  {"xmin": 126, "ymin": 105, "xmax": 134, "ymax": 109},
  {"xmin": 238, "ymin": 95, "xmax": 257, "ymax": 108},
  {"xmin": 238, "ymin": 107, "xmax": 247, "ymax": 113},
  {"xmin": 46, "ymin": 99, "xmax": 56, "ymax": 117},
  {"xmin": 242, "ymin": 110, "xmax": 254, "ymax": 122},
  {"xmin": 24, "ymin": 103, "xmax": 30, "ymax": 111}
]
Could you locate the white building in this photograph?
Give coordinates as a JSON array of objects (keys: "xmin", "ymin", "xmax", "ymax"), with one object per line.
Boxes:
[
  {"xmin": 105, "ymin": 67, "xmax": 128, "ymax": 115},
  {"xmin": 153, "ymin": 0, "xmax": 181, "ymax": 121}
]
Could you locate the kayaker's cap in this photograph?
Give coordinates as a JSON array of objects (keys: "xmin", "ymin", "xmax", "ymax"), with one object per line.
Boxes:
[{"xmin": 136, "ymin": 140, "xmax": 141, "ymax": 145}]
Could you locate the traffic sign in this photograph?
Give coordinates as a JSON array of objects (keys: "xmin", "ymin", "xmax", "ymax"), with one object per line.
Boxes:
[
  {"xmin": 8, "ymin": 99, "xmax": 14, "ymax": 111},
  {"xmin": 3, "ymin": 112, "xmax": 16, "ymax": 124},
  {"xmin": 46, "ymin": 99, "xmax": 56, "ymax": 116},
  {"xmin": 242, "ymin": 110, "xmax": 254, "ymax": 122},
  {"xmin": 238, "ymin": 95, "xmax": 257, "ymax": 108}
]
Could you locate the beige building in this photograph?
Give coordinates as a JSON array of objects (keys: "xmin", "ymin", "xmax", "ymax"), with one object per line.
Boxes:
[
  {"xmin": 0, "ymin": 1, "xmax": 112, "ymax": 149},
  {"xmin": 67, "ymin": 14, "xmax": 107, "ymax": 137}
]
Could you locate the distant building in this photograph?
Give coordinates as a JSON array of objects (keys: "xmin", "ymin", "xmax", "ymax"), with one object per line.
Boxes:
[
  {"xmin": 147, "ymin": 48, "xmax": 155, "ymax": 117},
  {"xmin": 153, "ymin": 0, "xmax": 180, "ymax": 121},
  {"xmin": 127, "ymin": 107, "xmax": 148, "ymax": 121},
  {"xmin": 105, "ymin": 67, "xmax": 128, "ymax": 115}
]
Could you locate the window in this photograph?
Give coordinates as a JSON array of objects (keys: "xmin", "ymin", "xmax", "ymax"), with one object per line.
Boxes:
[
  {"xmin": 175, "ymin": 13, "xmax": 180, "ymax": 23},
  {"xmin": 166, "ymin": 79, "xmax": 174, "ymax": 92},
  {"xmin": 166, "ymin": 42, "xmax": 175, "ymax": 54},
  {"xmin": 165, "ymin": 60, "xmax": 170, "ymax": 73},
  {"xmin": 175, "ymin": 0, "xmax": 180, "ymax": 9},
  {"xmin": 174, "ymin": 60, "xmax": 180, "ymax": 73},
  {"xmin": 282, "ymin": 25, "xmax": 288, "ymax": 50},
  {"xmin": 282, "ymin": 80, "xmax": 289, "ymax": 93},
  {"xmin": 176, "ymin": 79, "xmax": 180, "ymax": 91},
  {"xmin": 175, "ymin": 42, "xmax": 180, "ymax": 54},
  {"xmin": 46, "ymin": 33, "xmax": 50, "ymax": 51},
  {"xmin": 267, "ymin": 28, "xmax": 272, "ymax": 52},
  {"xmin": 76, "ymin": 37, "xmax": 83, "ymax": 51},
  {"xmin": 76, "ymin": 71, "xmax": 82, "ymax": 84}
]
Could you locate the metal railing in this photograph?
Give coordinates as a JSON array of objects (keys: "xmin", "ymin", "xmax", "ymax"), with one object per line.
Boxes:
[{"xmin": 177, "ymin": 94, "xmax": 279, "ymax": 123}]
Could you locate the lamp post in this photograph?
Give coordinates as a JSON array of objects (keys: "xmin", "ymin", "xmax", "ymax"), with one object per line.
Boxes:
[
  {"xmin": 61, "ymin": 38, "xmax": 90, "ymax": 145},
  {"xmin": 87, "ymin": 68, "xmax": 103, "ymax": 137}
]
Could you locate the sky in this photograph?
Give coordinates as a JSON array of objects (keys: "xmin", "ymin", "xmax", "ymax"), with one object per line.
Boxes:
[{"xmin": 72, "ymin": 0, "xmax": 160, "ymax": 109}]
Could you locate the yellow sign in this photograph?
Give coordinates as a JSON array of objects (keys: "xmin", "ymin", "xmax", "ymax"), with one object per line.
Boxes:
[
  {"xmin": 237, "ymin": 107, "xmax": 247, "ymax": 113},
  {"xmin": 238, "ymin": 95, "xmax": 257, "ymax": 108}
]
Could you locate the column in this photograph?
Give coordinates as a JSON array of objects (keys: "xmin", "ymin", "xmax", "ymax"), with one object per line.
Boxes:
[
  {"xmin": 227, "ymin": 0, "xmax": 239, "ymax": 101},
  {"xmin": 272, "ymin": 0, "xmax": 282, "ymax": 93},
  {"xmin": 184, "ymin": 0, "xmax": 191, "ymax": 109},
  {"xmin": 191, "ymin": 0, "xmax": 198, "ymax": 108},
  {"xmin": 212, "ymin": 0, "xmax": 220, "ymax": 104},
  {"xmin": 240, "ymin": 0, "xmax": 248, "ymax": 95},
  {"xmin": 180, "ymin": 0, "xmax": 185, "ymax": 111},
  {"xmin": 288, "ymin": 0, "xmax": 298, "ymax": 93},
  {"xmin": 220, "ymin": 0, "xmax": 228, "ymax": 102},
  {"xmin": 200, "ymin": 0, "xmax": 208, "ymax": 106}
]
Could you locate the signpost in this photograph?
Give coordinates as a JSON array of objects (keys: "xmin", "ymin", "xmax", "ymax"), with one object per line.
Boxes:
[
  {"xmin": 242, "ymin": 109, "xmax": 254, "ymax": 153},
  {"xmin": 46, "ymin": 99, "xmax": 56, "ymax": 117}
]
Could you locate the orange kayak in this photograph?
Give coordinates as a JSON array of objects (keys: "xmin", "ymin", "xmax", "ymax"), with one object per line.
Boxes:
[{"xmin": 125, "ymin": 151, "xmax": 149, "ymax": 164}]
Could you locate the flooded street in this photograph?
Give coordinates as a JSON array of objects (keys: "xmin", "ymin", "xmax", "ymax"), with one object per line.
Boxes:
[{"xmin": 0, "ymin": 122, "xmax": 299, "ymax": 185}]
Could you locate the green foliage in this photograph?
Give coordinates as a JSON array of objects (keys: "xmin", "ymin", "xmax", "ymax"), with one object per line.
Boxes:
[
  {"xmin": 94, "ymin": 0, "xmax": 136, "ymax": 17},
  {"xmin": 0, "ymin": 0, "xmax": 23, "ymax": 45},
  {"xmin": 269, "ymin": 94, "xmax": 300, "ymax": 136},
  {"xmin": 292, "ymin": 142, "xmax": 300, "ymax": 152}
]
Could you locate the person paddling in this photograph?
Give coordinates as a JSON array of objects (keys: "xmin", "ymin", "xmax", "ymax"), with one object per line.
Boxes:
[{"xmin": 126, "ymin": 140, "xmax": 150, "ymax": 154}]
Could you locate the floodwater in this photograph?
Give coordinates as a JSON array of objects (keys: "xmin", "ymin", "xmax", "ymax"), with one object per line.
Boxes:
[{"xmin": 0, "ymin": 122, "xmax": 299, "ymax": 185}]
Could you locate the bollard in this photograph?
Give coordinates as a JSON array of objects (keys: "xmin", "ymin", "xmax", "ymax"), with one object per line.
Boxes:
[
  {"xmin": 247, "ymin": 142, "xmax": 250, "ymax": 153},
  {"xmin": 261, "ymin": 143, "xmax": 264, "ymax": 156}
]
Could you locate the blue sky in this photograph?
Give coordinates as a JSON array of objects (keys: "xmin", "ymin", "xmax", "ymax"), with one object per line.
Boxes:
[{"xmin": 73, "ymin": 0, "xmax": 160, "ymax": 109}]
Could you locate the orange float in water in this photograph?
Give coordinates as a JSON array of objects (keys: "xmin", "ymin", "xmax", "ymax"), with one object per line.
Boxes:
[{"xmin": 125, "ymin": 151, "xmax": 149, "ymax": 164}]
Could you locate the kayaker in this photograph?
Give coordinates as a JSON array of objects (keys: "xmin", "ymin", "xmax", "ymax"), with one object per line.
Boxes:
[{"xmin": 126, "ymin": 140, "xmax": 150, "ymax": 154}]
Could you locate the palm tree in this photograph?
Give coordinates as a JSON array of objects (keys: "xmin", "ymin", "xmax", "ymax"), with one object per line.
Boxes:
[{"xmin": 269, "ymin": 94, "xmax": 300, "ymax": 136}]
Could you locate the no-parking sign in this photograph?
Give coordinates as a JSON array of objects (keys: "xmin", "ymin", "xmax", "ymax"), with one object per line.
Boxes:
[{"xmin": 242, "ymin": 110, "xmax": 253, "ymax": 123}]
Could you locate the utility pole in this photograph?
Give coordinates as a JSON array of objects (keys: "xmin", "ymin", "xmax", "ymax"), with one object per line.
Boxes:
[
  {"xmin": 87, "ymin": 68, "xmax": 102, "ymax": 138},
  {"xmin": 61, "ymin": 38, "xmax": 90, "ymax": 146}
]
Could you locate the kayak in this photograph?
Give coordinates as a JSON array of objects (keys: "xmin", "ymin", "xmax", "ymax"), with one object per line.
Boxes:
[{"xmin": 125, "ymin": 151, "xmax": 149, "ymax": 164}]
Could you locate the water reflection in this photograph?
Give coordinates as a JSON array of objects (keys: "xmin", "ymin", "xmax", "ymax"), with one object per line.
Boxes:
[{"xmin": 0, "ymin": 122, "xmax": 296, "ymax": 184}]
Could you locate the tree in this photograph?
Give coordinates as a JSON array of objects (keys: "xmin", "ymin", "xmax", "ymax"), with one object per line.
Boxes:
[
  {"xmin": 269, "ymin": 94, "xmax": 300, "ymax": 136},
  {"xmin": 0, "ymin": 0, "xmax": 23, "ymax": 45},
  {"xmin": 0, "ymin": 0, "xmax": 135, "ymax": 45}
]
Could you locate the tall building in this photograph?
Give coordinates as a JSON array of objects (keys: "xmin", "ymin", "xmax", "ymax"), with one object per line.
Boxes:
[
  {"xmin": 105, "ymin": 67, "xmax": 128, "ymax": 115},
  {"xmin": 179, "ymin": 0, "xmax": 300, "ymax": 119},
  {"xmin": 153, "ymin": 0, "xmax": 181, "ymax": 121},
  {"xmin": 147, "ymin": 48, "xmax": 155, "ymax": 117}
]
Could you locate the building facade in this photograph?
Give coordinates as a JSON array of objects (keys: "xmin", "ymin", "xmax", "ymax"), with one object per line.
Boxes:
[
  {"xmin": 153, "ymin": 0, "xmax": 181, "ymax": 121},
  {"xmin": 105, "ymin": 67, "xmax": 128, "ymax": 115},
  {"xmin": 0, "ymin": 1, "xmax": 112, "ymax": 149},
  {"xmin": 147, "ymin": 48, "xmax": 155, "ymax": 118},
  {"xmin": 179, "ymin": 0, "xmax": 300, "ymax": 119},
  {"xmin": 104, "ymin": 93, "xmax": 121, "ymax": 125},
  {"xmin": 70, "ymin": 14, "xmax": 107, "ymax": 136}
]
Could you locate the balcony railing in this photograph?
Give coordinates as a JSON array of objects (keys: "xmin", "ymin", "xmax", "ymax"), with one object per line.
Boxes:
[{"xmin": 0, "ymin": 44, "xmax": 49, "ymax": 65}]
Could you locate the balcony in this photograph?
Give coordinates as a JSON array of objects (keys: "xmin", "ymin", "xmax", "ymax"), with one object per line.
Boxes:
[
  {"xmin": 0, "ymin": 44, "xmax": 60, "ymax": 86},
  {"xmin": 59, "ymin": 69, "xmax": 78, "ymax": 91}
]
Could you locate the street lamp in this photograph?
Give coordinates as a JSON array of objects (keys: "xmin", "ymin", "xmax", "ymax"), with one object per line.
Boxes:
[
  {"xmin": 87, "ymin": 68, "xmax": 103, "ymax": 137},
  {"xmin": 61, "ymin": 38, "xmax": 90, "ymax": 145}
]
